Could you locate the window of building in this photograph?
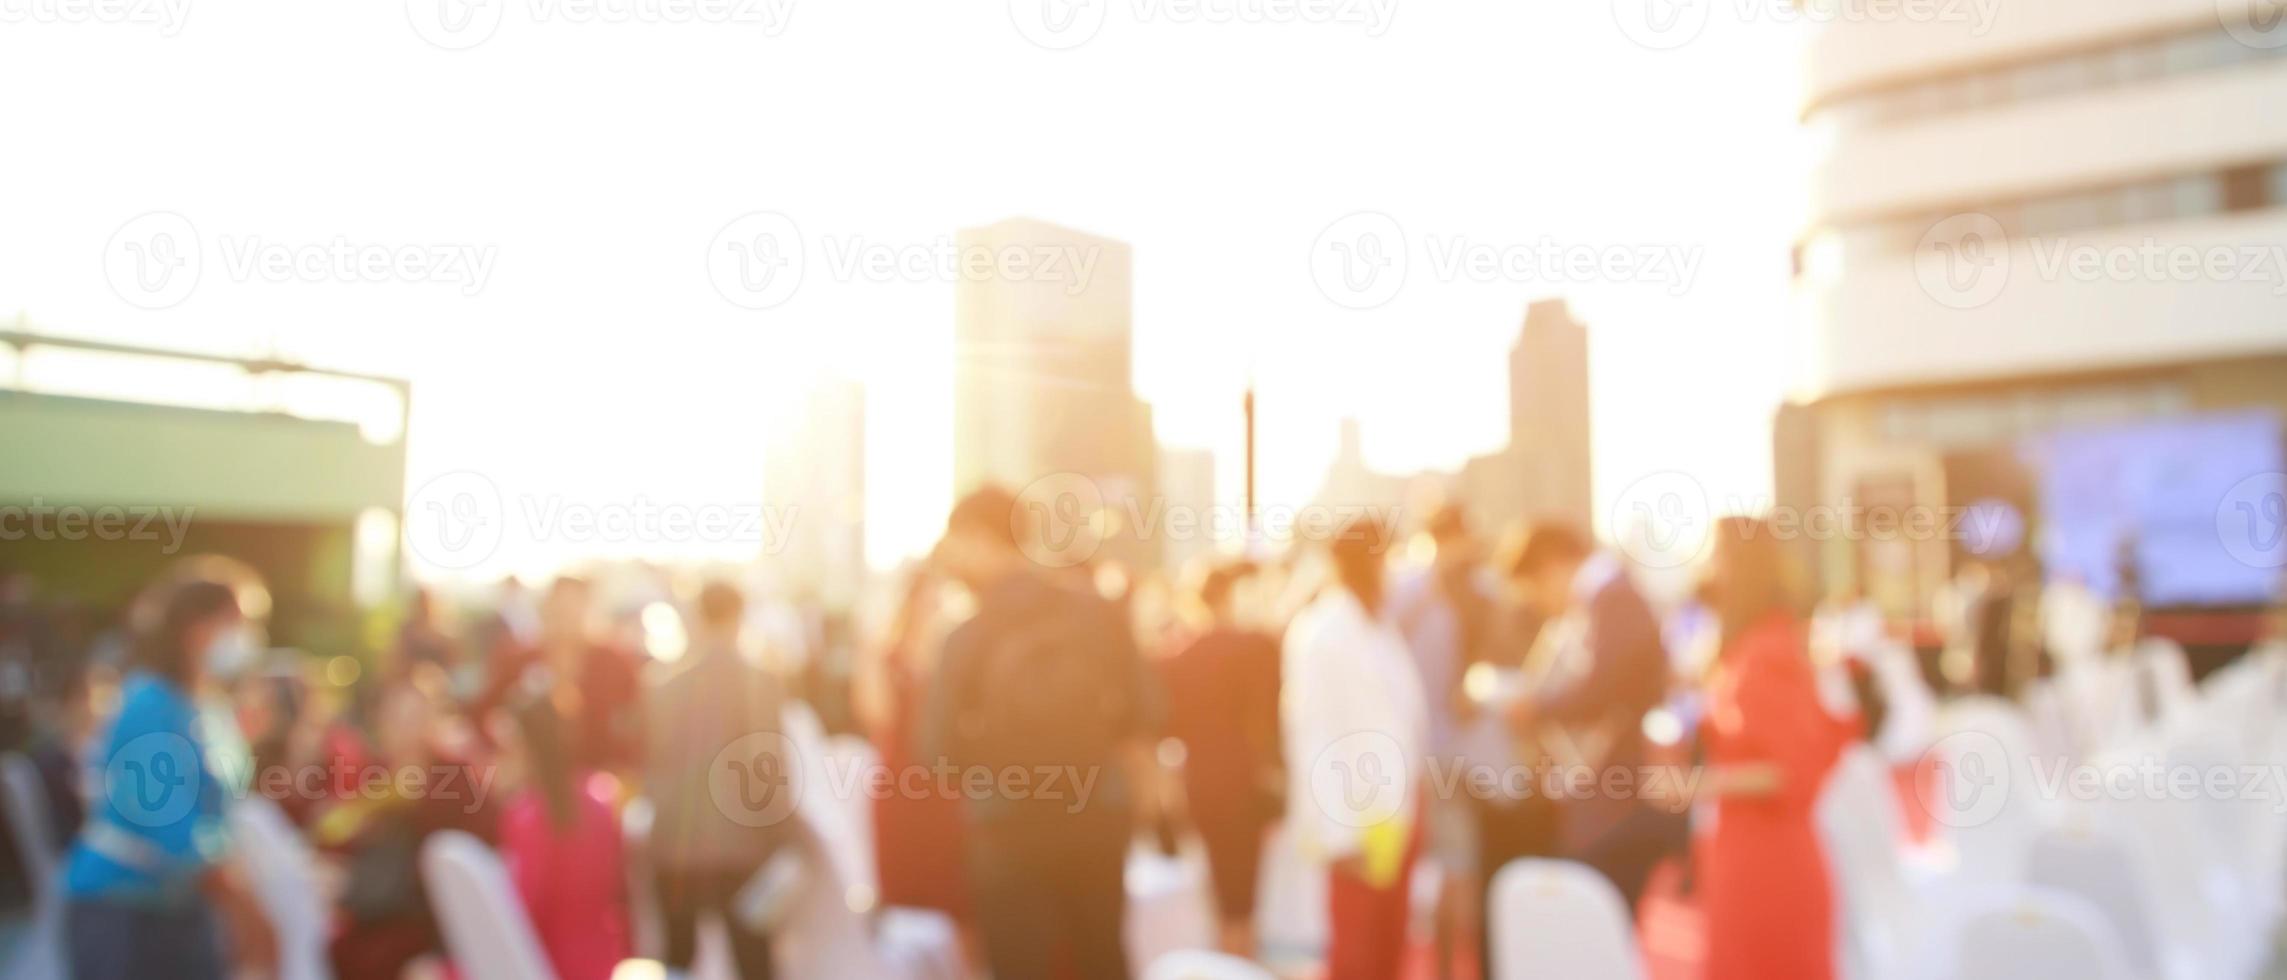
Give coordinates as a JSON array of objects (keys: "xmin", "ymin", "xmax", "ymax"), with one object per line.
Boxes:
[{"xmin": 2221, "ymin": 163, "xmax": 2274, "ymax": 212}]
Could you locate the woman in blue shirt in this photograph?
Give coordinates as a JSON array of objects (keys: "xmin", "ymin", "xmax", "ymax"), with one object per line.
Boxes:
[{"xmin": 61, "ymin": 579, "xmax": 274, "ymax": 980}]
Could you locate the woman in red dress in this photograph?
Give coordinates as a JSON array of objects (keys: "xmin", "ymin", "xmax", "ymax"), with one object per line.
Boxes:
[{"xmin": 1697, "ymin": 517, "xmax": 1856, "ymax": 980}]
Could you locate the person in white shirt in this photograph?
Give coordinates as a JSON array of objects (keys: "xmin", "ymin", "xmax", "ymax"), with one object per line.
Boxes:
[{"xmin": 1283, "ymin": 524, "xmax": 1429, "ymax": 980}]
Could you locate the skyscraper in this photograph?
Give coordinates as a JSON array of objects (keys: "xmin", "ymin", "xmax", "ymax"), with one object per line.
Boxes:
[
  {"xmin": 953, "ymin": 217, "xmax": 1158, "ymax": 569},
  {"xmin": 765, "ymin": 378, "xmax": 866, "ymax": 609}
]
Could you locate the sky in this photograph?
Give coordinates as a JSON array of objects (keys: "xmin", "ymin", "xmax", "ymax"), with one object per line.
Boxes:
[{"xmin": 0, "ymin": 0, "xmax": 1812, "ymax": 580}]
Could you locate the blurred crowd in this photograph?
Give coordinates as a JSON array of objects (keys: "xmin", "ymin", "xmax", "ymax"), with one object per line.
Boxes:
[{"xmin": 2, "ymin": 487, "xmax": 2259, "ymax": 980}]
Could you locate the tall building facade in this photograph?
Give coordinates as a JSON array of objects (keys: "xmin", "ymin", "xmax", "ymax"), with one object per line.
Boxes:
[
  {"xmin": 953, "ymin": 218, "xmax": 1158, "ymax": 570},
  {"xmin": 1789, "ymin": 0, "xmax": 2287, "ymax": 619},
  {"xmin": 1315, "ymin": 299, "xmax": 1593, "ymax": 540},
  {"xmin": 765, "ymin": 379, "xmax": 866, "ymax": 610}
]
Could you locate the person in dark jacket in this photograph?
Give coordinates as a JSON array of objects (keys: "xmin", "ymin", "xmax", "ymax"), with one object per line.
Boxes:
[
  {"xmin": 1504, "ymin": 521, "xmax": 1688, "ymax": 912},
  {"xmin": 923, "ymin": 486, "xmax": 1162, "ymax": 980}
]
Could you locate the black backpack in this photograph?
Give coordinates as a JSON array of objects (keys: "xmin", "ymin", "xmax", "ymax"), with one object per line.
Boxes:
[{"xmin": 954, "ymin": 591, "xmax": 1135, "ymax": 777}]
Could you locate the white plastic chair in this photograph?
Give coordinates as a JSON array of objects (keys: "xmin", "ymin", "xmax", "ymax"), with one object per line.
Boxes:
[
  {"xmin": 1125, "ymin": 843, "xmax": 1214, "ymax": 979},
  {"xmin": 1251, "ymin": 820, "xmax": 1325, "ymax": 966},
  {"xmin": 1869, "ymin": 643, "xmax": 1936, "ymax": 763},
  {"xmin": 1485, "ymin": 859, "xmax": 1642, "ymax": 980},
  {"xmin": 820, "ymin": 734, "xmax": 881, "ymax": 893},
  {"xmin": 1920, "ymin": 885, "xmax": 2135, "ymax": 980},
  {"xmin": 419, "ymin": 829, "xmax": 556, "ymax": 980},
  {"xmin": 770, "ymin": 802, "xmax": 958, "ymax": 980},
  {"xmin": 1926, "ymin": 697, "xmax": 2048, "ymax": 884},
  {"xmin": 0, "ymin": 754, "xmax": 63, "ymax": 980},
  {"xmin": 1143, "ymin": 949, "xmax": 1277, "ymax": 980},
  {"xmin": 229, "ymin": 797, "xmax": 333, "ymax": 980},
  {"xmin": 2024, "ymin": 814, "xmax": 2205, "ymax": 980},
  {"xmin": 1817, "ymin": 745, "xmax": 1918, "ymax": 980}
]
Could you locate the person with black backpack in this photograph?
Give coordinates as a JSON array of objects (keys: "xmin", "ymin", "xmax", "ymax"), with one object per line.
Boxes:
[{"xmin": 922, "ymin": 485, "xmax": 1163, "ymax": 980}]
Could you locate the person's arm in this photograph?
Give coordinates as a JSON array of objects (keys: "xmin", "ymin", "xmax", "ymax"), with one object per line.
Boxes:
[
  {"xmin": 917, "ymin": 622, "xmax": 973, "ymax": 767},
  {"xmin": 201, "ymin": 861, "xmax": 277, "ymax": 977}
]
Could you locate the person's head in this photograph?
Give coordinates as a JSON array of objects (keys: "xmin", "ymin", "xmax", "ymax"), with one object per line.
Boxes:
[
  {"xmin": 1181, "ymin": 560, "xmax": 1251, "ymax": 628},
  {"xmin": 541, "ymin": 576, "xmax": 592, "ymax": 643},
  {"xmin": 1705, "ymin": 515, "xmax": 1802, "ymax": 650},
  {"xmin": 495, "ymin": 688, "xmax": 578, "ymax": 832},
  {"xmin": 374, "ymin": 682, "xmax": 437, "ymax": 766},
  {"xmin": 1328, "ymin": 517, "xmax": 1393, "ymax": 616},
  {"xmin": 1501, "ymin": 521, "xmax": 1591, "ymax": 619},
  {"xmin": 695, "ymin": 579, "xmax": 745, "ymax": 641},
  {"xmin": 1424, "ymin": 504, "xmax": 1478, "ymax": 569},
  {"xmin": 934, "ymin": 486, "xmax": 1026, "ymax": 591},
  {"xmin": 134, "ymin": 578, "xmax": 246, "ymax": 690}
]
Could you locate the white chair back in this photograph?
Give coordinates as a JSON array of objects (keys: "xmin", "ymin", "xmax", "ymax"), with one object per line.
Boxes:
[
  {"xmin": 821, "ymin": 734, "xmax": 881, "ymax": 892},
  {"xmin": 1143, "ymin": 949, "xmax": 1277, "ymax": 980},
  {"xmin": 1, "ymin": 754, "xmax": 64, "ymax": 980},
  {"xmin": 1927, "ymin": 697, "xmax": 2046, "ymax": 883},
  {"xmin": 1486, "ymin": 859, "xmax": 1643, "ymax": 980},
  {"xmin": 2024, "ymin": 816, "xmax": 2169, "ymax": 978},
  {"xmin": 419, "ymin": 829, "xmax": 556, "ymax": 980},
  {"xmin": 1817, "ymin": 745, "xmax": 1912, "ymax": 980},
  {"xmin": 1869, "ymin": 644, "xmax": 1935, "ymax": 763},
  {"xmin": 1926, "ymin": 886, "xmax": 2135, "ymax": 980},
  {"xmin": 230, "ymin": 797, "xmax": 334, "ymax": 980},
  {"xmin": 1126, "ymin": 844, "xmax": 1214, "ymax": 979},
  {"xmin": 768, "ymin": 753, "xmax": 960, "ymax": 980},
  {"xmin": 1252, "ymin": 821, "xmax": 1326, "ymax": 963}
]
